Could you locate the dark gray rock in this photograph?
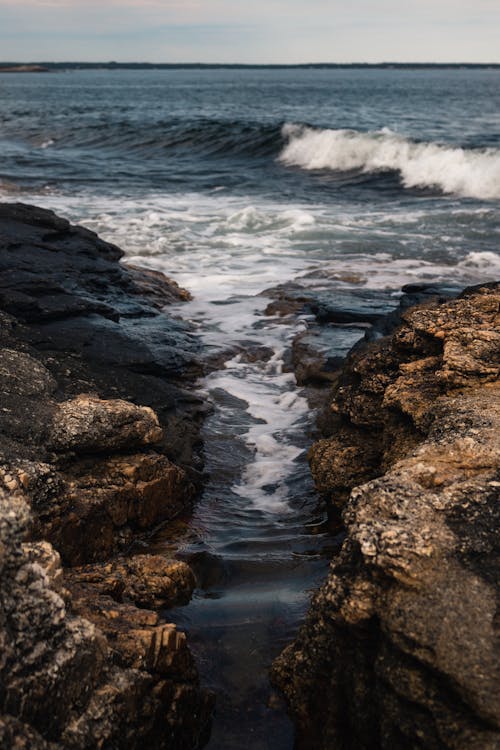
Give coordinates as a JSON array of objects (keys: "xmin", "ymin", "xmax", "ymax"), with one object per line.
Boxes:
[
  {"xmin": 0, "ymin": 203, "xmax": 214, "ymax": 747},
  {"xmin": 0, "ymin": 202, "xmax": 204, "ymax": 475}
]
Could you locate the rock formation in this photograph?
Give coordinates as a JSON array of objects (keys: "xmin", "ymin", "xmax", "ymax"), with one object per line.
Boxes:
[
  {"xmin": 272, "ymin": 282, "xmax": 500, "ymax": 749},
  {"xmin": 0, "ymin": 204, "xmax": 212, "ymax": 748}
]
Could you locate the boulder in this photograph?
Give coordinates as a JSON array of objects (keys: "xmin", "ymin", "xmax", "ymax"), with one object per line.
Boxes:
[
  {"xmin": 66, "ymin": 555, "xmax": 196, "ymax": 608},
  {"xmin": 48, "ymin": 395, "xmax": 163, "ymax": 454}
]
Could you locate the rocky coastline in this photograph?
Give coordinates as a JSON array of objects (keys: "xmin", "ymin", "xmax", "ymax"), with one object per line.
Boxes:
[
  {"xmin": 0, "ymin": 202, "xmax": 498, "ymax": 750},
  {"xmin": 0, "ymin": 203, "xmax": 212, "ymax": 748},
  {"xmin": 272, "ymin": 282, "xmax": 500, "ymax": 749}
]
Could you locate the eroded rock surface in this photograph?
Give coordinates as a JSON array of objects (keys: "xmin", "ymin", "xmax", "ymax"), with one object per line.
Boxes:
[
  {"xmin": 0, "ymin": 487, "xmax": 212, "ymax": 749},
  {"xmin": 0, "ymin": 201, "xmax": 205, "ymax": 476},
  {"xmin": 66, "ymin": 555, "xmax": 196, "ymax": 608},
  {"xmin": 49, "ymin": 396, "xmax": 164, "ymax": 454},
  {"xmin": 25, "ymin": 453, "xmax": 194, "ymax": 565},
  {"xmin": 272, "ymin": 283, "xmax": 500, "ymax": 750},
  {"xmin": 0, "ymin": 204, "xmax": 212, "ymax": 748}
]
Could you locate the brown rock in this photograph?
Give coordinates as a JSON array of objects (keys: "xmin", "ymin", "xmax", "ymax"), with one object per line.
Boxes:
[
  {"xmin": 66, "ymin": 554, "xmax": 196, "ymax": 608},
  {"xmin": 0, "ymin": 487, "xmax": 107, "ymax": 741},
  {"xmin": 0, "ymin": 716, "xmax": 55, "ymax": 749},
  {"xmin": 48, "ymin": 395, "xmax": 163, "ymax": 454},
  {"xmin": 31, "ymin": 453, "xmax": 194, "ymax": 566},
  {"xmin": 273, "ymin": 283, "xmax": 500, "ymax": 750},
  {"xmin": 292, "ymin": 330, "xmax": 344, "ymax": 386},
  {"xmin": 68, "ymin": 589, "xmax": 197, "ymax": 679},
  {"xmin": 126, "ymin": 264, "xmax": 192, "ymax": 305},
  {"xmin": 0, "ymin": 484, "xmax": 212, "ymax": 750},
  {"xmin": 308, "ymin": 435, "xmax": 381, "ymax": 506}
]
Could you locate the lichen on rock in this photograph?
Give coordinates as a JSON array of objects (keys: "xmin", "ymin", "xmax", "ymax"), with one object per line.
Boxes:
[{"xmin": 272, "ymin": 282, "xmax": 500, "ymax": 750}]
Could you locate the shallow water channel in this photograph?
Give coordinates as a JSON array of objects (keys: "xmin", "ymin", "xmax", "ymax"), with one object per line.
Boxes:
[
  {"xmin": 149, "ymin": 287, "xmax": 351, "ymax": 749},
  {"xmin": 109, "ymin": 192, "xmax": 499, "ymax": 748}
]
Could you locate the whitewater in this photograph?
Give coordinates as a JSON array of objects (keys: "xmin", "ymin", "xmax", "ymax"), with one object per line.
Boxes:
[
  {"xmin": 0, "ymin": 66, "xmax": 499, "ymax": 749},
  {"xmin": 280, "ymin": 124, "xmax": 500, "ymax": 200}
]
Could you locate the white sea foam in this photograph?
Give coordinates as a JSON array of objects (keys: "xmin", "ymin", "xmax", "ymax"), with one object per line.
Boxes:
[
  {"xmin": 6, "ymin": 192, "xmax": 499, "ymax": 293},
  {"xmin": 280, "ymin": 124, "xmax": 500, "ymax": 201},
  {"xmin": 207, "ymin": 348, "xmax": 310, "ymax": 513},
  {"xmin": 4, "ymin": 189, "xmax": 498, "ymax": 513},
  {"xmin": 223, "ymin": 206, "xmax": 315, "ymax": 234}
]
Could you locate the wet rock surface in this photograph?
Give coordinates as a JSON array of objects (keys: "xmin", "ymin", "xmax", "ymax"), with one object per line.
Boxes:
[
  {"xmin": 272, "ymin": 283, "xmax": 500, "ymax": 750},
  {"xmin": 264, "ymin": 279, "xmax": 463, "ymax": 392},
  {"xmin": 0, "ymin": 204, "xmax": 212, "ymax": 748},
  {"xmin": 0, "ymin": 201, "xmax": 205, "ymax": 475}
]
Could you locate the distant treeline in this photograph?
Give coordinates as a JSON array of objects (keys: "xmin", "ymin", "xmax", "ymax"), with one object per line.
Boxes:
[{"xmin": 1, "ymin": 62, "xmax": 499, "ymax": 71}]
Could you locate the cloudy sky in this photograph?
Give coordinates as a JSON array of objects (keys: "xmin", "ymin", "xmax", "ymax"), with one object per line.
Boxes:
[{"xmin": 1, "ymin": 0, "xmax": 499, "ymax": 64}]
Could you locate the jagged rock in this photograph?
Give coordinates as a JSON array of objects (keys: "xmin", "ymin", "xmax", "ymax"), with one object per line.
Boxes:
[
  {"xmin": 22, "ymin": 541, "xmax": 65, "ymax": 594},
  {"xmin": 66, "ymin": 555, "xmax": 196, "ymax": 608},
  {"xmin": 68, "ymin": 592, "xmax": 197, "ymax": 679},
  {"xmin": 291, "ymin": 330, "xmax": 347, "ymax": 386},
  {"xmin": 126, "ymin": 264, "xmax": 192, "ymax": 306},
  {"xmin": 0, "ymin": 715, "xmax": 55, "ymax": 749},
  {"xmin": 0, "ymin": 204, "xmax": 199, "ymax": 562},
  {"xmin": 309, "ymin": 435, "xmax": 382, "ymax": 505},
  {"xmin": 262, "ymin": 282, "xmax": 397, "ymax": 323},
  {"xmin": 0, "ymin": 204, "xmax": 213, "ymax": 747},
  {"xmin": 14, "ymin": 451, "xmax": 194, "ymax": 566},
  {"xmin": 272, "ymin": 283, "xmax": 500, "ymax": 750},
  {"xmin": 0, "ymin": 484, "xmax": 211, "ymax": 750},
  {"xmin": 0, "ymin": 202, "xmax": 204, "ymax": 475},
  {"xmin": 48, "ymin": 395, "xmax": 164, "ymax": 454},
  {"xmin": 0, "ymin": 487, "xmax": 107, "ymax": 742}
]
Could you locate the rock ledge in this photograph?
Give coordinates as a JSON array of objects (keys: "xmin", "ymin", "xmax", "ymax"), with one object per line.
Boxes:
[
  {"xmin": 272, "ymin": 283, "xmax": 500, "ymax": 750},
  {"xmin": 0, "ymin": 204, "xmax": 212, "ymax": 749}
]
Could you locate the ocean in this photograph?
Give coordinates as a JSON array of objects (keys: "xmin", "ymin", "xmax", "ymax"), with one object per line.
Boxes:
[
  {"xmin": 1, "ymin": 67, "xmax": 499, "ymax": 749},
  {"xmin": 2, "ymin": 67, "xmax": 500, "ymax": 281}
]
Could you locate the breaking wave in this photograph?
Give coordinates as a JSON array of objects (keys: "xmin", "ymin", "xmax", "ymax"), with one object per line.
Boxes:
[{"xmin": 279, "ymin": 124, "xmax": 500, "ymax": 200}]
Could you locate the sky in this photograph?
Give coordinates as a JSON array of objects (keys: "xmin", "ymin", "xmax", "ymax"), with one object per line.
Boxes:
[{"xmin": 0, "ymin": 0, "xmax": 499, "ymax": 64}]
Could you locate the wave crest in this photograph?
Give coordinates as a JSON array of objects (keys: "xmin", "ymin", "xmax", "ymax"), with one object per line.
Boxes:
[
  {"xmin": 25, "ymin": 119, "xmax": 284, "ymax": 160},
  {"xmin": 279, "ymin": 124, "xmax": 500, "ymax": 200}
]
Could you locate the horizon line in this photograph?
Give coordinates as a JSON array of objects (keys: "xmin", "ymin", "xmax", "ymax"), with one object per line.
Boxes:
[{"xmin": 2, "ymin": 61, "xmax": 500, "ymax": 67}]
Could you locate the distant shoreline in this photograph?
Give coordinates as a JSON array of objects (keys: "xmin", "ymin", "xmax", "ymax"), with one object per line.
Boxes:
[
  {"xmin": 0, "ymin": 64, "xmax": 49, "ymax": 73},
  {"xmin": 0, "ymin": 61, "xmax": 499, "ymax": 72}
]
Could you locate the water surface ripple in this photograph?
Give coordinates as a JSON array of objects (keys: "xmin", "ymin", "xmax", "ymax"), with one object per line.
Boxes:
[{"xmin": 1, "ymin": 67, "xmax": 499, "ymax": 748}]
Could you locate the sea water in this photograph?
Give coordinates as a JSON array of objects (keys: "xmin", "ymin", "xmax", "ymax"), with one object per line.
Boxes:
[{"xmin": 1, "ymin": 67, "xmax": 499, "ymax": 748}]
